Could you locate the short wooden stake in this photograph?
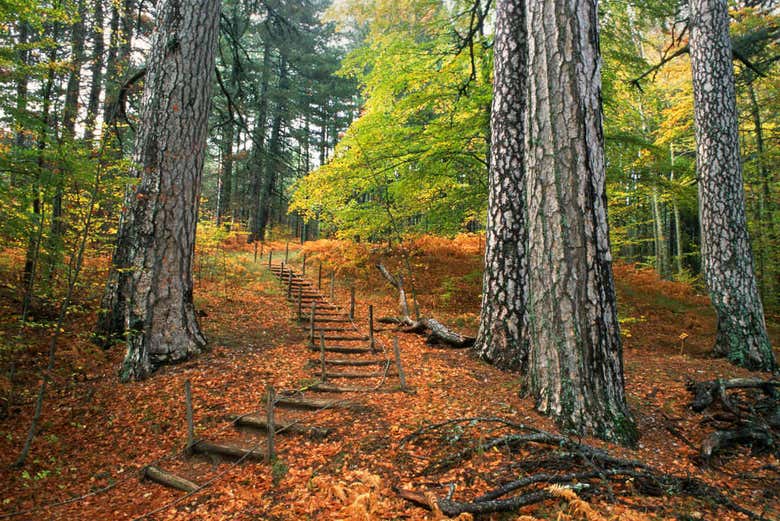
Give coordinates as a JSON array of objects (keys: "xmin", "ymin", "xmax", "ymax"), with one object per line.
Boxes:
[
  {"xmin": 393, "ymin": 337, "xmax": 407, "ymax": 390},
  {"xmin": 280, "ymin": 261, "xmax": 285, "ymax": 280},
  {"xmin": 302, "ymin": 253, "xmax": 307, "ymax": 276},
  {"xmin": 266, "ymin": 385, "xmax": 276, "ymax": 462},
  {"xmin": 268, "ymin": 250, "xmax": 273, "ymax": 268},
  {"xmin": 297, "ymin": 286, "xmax": 303, "ymax": 321},
  {"xmin": 260, "ymin": 242, "xmax": 264, "ymax": 258},
  {"xmin": 309, "ymin": 302, "xmax": 316, "ymax": 345},
  {"xmin": 369, "ymin": 304, "xmax": 375, "ymax": 353},
  {"xmin": 253, "ymin": 241, "xmax": 258, "ymax": 263},
  {"xmin": 284, "ymin": 242, "xmax": 289, "ymax": 263},
  {"xmin": 287, "ymin": 269, "xmax": 293, "ymax": 299},
  {"xmin": 349, "ymin": 286, "xmax": 356, "ymax": 320},
  {"xmin": 317, "ymin": 263, "xmax": 323, "ymax": 290},
  {"xmin": 184, "ymin": 379, "xmax": 194, "ymax": 453},
  {"xmin": 319, "ymin": 332, "xmax": 327, "ymax": 382},
  {"xmin": 329, "ymin": 270, "xmax": 335, "ymax": 300}
]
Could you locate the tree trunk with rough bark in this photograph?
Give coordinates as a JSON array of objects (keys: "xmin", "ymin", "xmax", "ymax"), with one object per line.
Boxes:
[
  {"xmin": 524, "ymin": 0, "xmax": 636, "ymax": 444},
  {"xmin": 99, "ymin": 0, "xmax": 220, "ymax": 381},
  {"xmin": 473, "ymin": 0, "xmax": 528, "ymax": 372},
  {"xmin": 689, "ymin": 0, "xmax": 775, "ymax": 372}
]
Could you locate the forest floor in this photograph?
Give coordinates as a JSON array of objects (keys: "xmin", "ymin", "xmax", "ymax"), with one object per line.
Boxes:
[{"xmin": 0, "ymin": 234, "xmax": 777, "ymax": 520}]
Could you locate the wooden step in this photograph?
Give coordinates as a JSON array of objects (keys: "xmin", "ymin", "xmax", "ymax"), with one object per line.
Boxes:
[
  {"xmin": 313, "ymin": 318, "xmax": 352, "ymax": 323},
  {"xmin": 230, "ymin": 414, "xmax": 331, "ymax": 438},
  {"xmin": 312, "ymin": 358, "xmax": 388, "ymax": 367},
  {"xmin": 314, "ymin": 327, "xmax": 356, "ymax": 332},
  {"xmin": 190, "ymin": 440, "xmax": 265, "ymax": 461},
  {"xmin": 320, "ymin": 370, "xmax": 395, "ymax": 379},
  {"xmin": 307, "ymin": 383, "xmax": 383, "ymax": 393},
  {"xmin": 143, "ymin": 466, "xmax": 200, "ymax": 493},
  {"xmin": 323, "ymin": 335, "xmax": 369, "ymax": 341},
  {"xmin": 274, "ymin": 396, "xmax": 355, "ymax": 410},
  {"xmin": 310, "ymin": 345, "xmax": 373, "ymax": 354}
]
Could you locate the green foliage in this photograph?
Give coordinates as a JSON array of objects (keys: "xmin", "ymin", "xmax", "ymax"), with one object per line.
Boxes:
[{"xmin": 290, "ymin": 0, "xmax": 491, "ymax": 240}]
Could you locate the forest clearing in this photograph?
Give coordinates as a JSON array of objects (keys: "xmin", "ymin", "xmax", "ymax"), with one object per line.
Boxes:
[{"xmin": 1, "ymin": 0, "xmax": 778, "ymax": 519}]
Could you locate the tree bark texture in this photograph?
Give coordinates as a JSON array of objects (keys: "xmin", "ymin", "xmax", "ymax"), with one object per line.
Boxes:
[
  {"xmin": 524, "ymin": 0, "xmax": 636, "ymax": 443},
  {"xmin": 688, "ymin": 0, "xmax": 774, "ymax": 371},
  {"xmin": 101, "ymin": 0, "xmax": 219, "ymax": 381},
  {"xmin": 473, "ymin": 0, "xmax": 528, "ymax": 372}
]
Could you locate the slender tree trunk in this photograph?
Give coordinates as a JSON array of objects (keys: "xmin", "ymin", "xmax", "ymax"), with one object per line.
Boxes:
[
  {"xmin": 98, "ymin": 0, "xmax": 220, "ymax": 381},
  {"xmin": 12, "ymin": 21, "xmax": 31, "ymax": 188},
  {"xmin": 670, "ymin": 145, "xmax": 684, "ymax": 275},
  {"xmin": 689, "ymin": 0, "xmax": 774, "ymax": 371},
  {"xmin": 473, "ymin": 0, "xmax": 527, "ymax": 372},
  {"xmin": 217, "ymin": 123, "xmax": 234, "ymax": 226},
  {"xmin": 651, "ymin": 188, "xmax": 670, "ymax": 278},
  {"xmin": 525, "ymin": 0, "xmax": 636, "ymax": 444},
  {"xmin": 84, "ymin": 0, "xmax": 105, "ymax": 143},
  {"xmin": 248, "ymin": 41, "xmax": 271, "ymax": 242},
  {"xmin": 102, "ymin": 0, "xmax": 135, "ymax": 141},
  {"xmin": 747, "ymin": 83, "xmax": 774, "ymax": 306}
]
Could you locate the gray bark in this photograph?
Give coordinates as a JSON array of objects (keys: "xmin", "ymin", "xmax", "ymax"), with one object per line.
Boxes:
[
  {"xmin": 473, "ymin": 0, "xmax": 528, "ymax": 372},
  {"xmin": 524, "ymin": 0, "xmax": 636, "ymax": 443},
  {"xmin": 689, "ymin": 0, "xmax": 774, "ymax": 371},
  {"xmin": 99, "ymin": 0, "xmax": 220, "ymax": 381}
]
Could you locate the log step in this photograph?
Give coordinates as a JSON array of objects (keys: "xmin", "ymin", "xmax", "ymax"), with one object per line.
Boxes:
[
  {"xmin": 274, "ymin": 396, "xmax": 355, "ymax": 410},
  {"xmin": 231, "ymin": 414, "xmax": 331, "ymax": 438},
  {"xmin": 143, "ymin": 466, "xmax": 200, "ymax": 493},
  {"xmin": 321, "ymin": 370, "xmax": 395, "ymax": 379},
  {"xmin": 312, "ymin": 358, "xmax": 388, "ymax": 367},
  {"xmin": 313, "ymin": 318, "xmax": 352, "ymax": 323},
  {"xmin": 308, "ymin": 383, "xmax": 387, "ymax": 393},
  {"xmin": 310, "ymin": 345, "xmax": 373, "ymax": 354},
  {"xmin": 315, "ymin": 327, "xmax": 357, "ymax": 332},
  {"xmin": 190, "ymin": 440, "xmax": 265, "ymax": 461},
  {"xmin": 323, "ymin": 335, "xmax": 369, "ymax": 341}
]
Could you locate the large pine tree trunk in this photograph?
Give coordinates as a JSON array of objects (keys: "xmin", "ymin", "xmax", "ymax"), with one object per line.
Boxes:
[
  {"xmin": 689, "ymin": 0, "xmax": 774, "ymax": 372},
  {"xmin": 524, "ymin": 0, "xmax": 636, "ymax": 444},
  {"xmin": 473, "ymin": 0, "xmax": 528, "ymax": 372},
  {"xmin": 99, "ymin": 0, "xmax": 220, "ymax": 381}
]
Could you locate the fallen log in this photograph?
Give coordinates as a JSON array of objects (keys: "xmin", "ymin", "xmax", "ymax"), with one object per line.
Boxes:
[
  {"xmin": 274, "ymin": 396, "xmax": 357, "ymax": 411},
  {"xmin": 142, "ymin": 465, "xmax": 200, "ymax": 493},
  {"xmin": 190, "ymin": 440, "xmax": 265, "ymax": 461}
]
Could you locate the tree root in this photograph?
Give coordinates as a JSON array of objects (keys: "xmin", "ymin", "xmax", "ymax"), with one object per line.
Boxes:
[{"xmin": 396, "ymin": 416, "xmax": 768, "ymax": 520}]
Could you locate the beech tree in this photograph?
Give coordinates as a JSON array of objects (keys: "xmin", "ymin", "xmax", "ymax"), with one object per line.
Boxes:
[
  {"xmin": 524, "ymin": 0, "xmax": 636, "ymax": 443},
  {"xmin": 473, "ymin": 0, "xmax": 527, "ymax": 372},
  {"xmin": 100, "ymin": 0, "xmax": 221, "ymax": 381},
  {"xmin": 689, "ymin": 0, "xmax": 775, "ymax": 372}
]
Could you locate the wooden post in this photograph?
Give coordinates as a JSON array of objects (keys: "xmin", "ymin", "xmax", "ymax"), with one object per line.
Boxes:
[
  {"xmin": 297, "ymin": 286, "xmax": 303, "ymax": 321},
  {"xmin": 317, "ymin": 263, "xmax": 323, "ymax": 290},
  {"xmin": 266, "ymin": 385, "xmax": 275, "ymax": 463},
  {"xmin": 253, "ymin": 241, "xmax": 258, "ymax": 263},
  {"xmin": 284, "ymin": 242, "xmax": 289, "ymax": 263},
  {"xmin": 309, "ymin": 302, "xmax": 316, "ymax": 345},
  {"xmin": 260, "ymin": 242, "xmax": 264, "ymax": 258},
  {"xmin": 287, "ymin": 269, "xmax": 293, "ymax": 299},
  {"xmin": 268, "ymin": 250, "xmax": 273, "ymax": 269},
  {"xmin": 393, "ymin": 337, "xmax": 407, "ymax": 390},
  {"xmin": 302, "ymin": 253, "xmax": 307, "ymax": 276},
  {"xmin": 349, "ymin": 286, "xmax": 356, "ymax": 320},
  {"xmin": 369, "ymin": 304, "xmax": 375, "ymax": 353},
  {"xmin": 280, "ymin": 261, "xmax": 285, "ymax": 281},
  {"xmin": 184, "ymin": 379, "xmax": 194, "ymax": 453},
  {"xmin": 319, "ymin": 332, "xmax": 327, "ymax": 382},
  {"xmin": 329, "ymin": 270, "xmax": 335, "ymax": 300}
]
